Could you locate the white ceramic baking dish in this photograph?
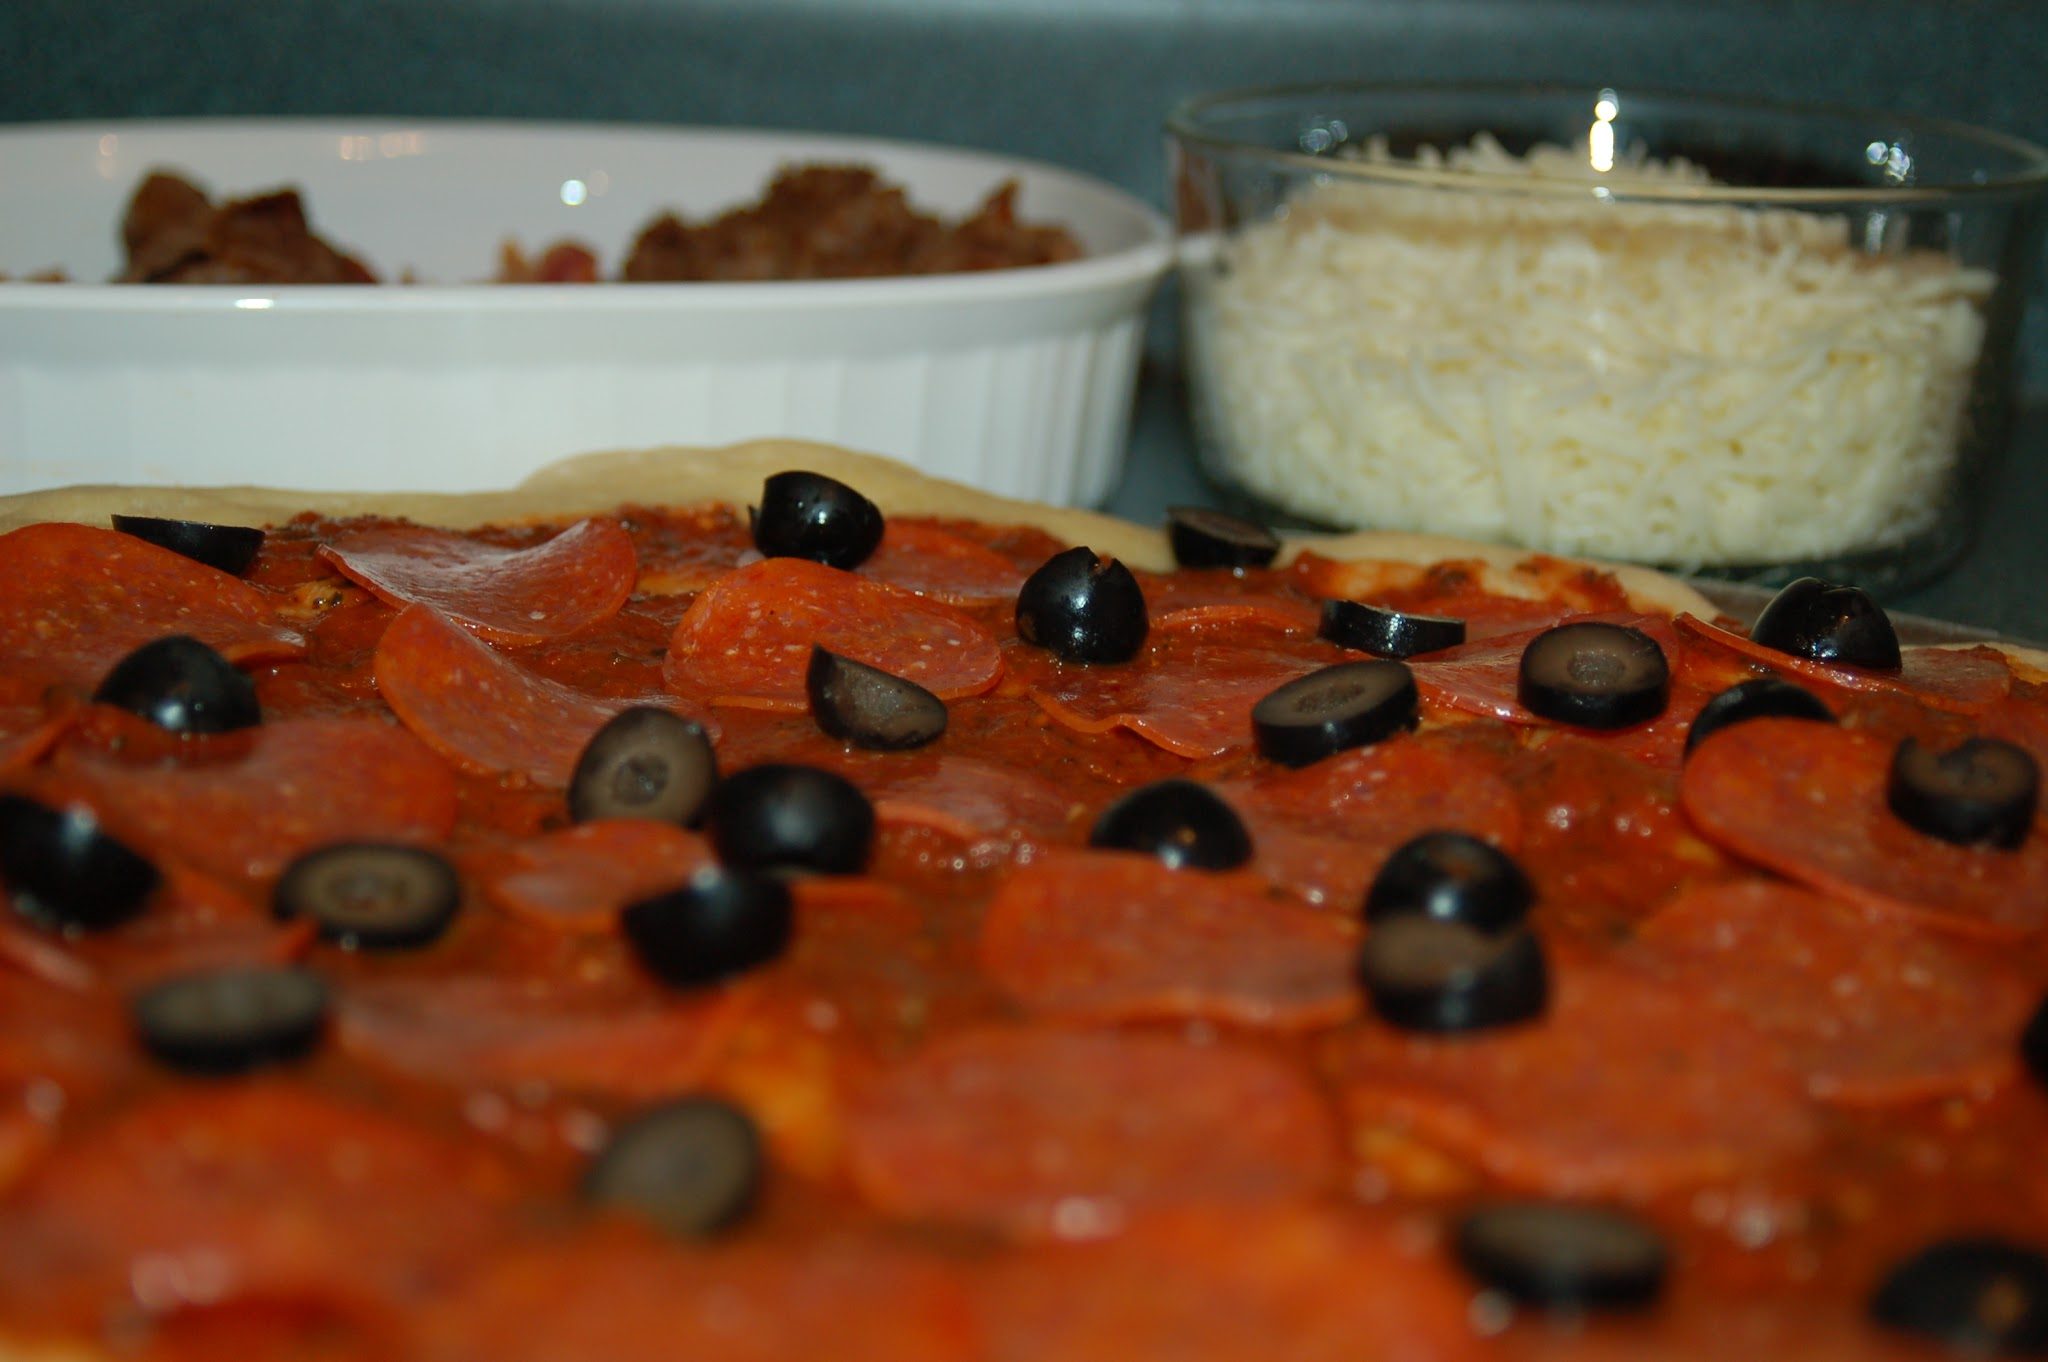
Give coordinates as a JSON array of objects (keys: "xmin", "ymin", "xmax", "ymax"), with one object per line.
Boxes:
[{"xmin": 0, "ymin": 119, "xmax": 1171, "ymax": 502}]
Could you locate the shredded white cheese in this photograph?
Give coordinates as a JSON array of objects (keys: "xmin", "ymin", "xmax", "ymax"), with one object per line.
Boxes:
[{"xmin": 1190, "ymin": 135, "xmax": 1993, "ymax": 566}]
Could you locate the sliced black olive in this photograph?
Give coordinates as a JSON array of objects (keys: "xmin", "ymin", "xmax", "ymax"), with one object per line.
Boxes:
[
  {"xmin": 132, "ymin": 965, "xmax": 328, "ymax": 1076},
  {"xmin": 2023, "ymin": 993, "xmax": 2048, "ymax": 1091},
  {"xmin": 1869, "ymin": 1236, "xmax": 2048, "ymax": 1355},
  {"xmin": 273, "ymin": 842, "xmax": 462, "ymax": 950},
  {"xmin": 0, "ymin": 793, "xmax": 158, "ymax": 931},
  {"xmin": 1089, "ymin": 778, "xmax": 1252, "ymax": 871},
  {"xmin": 582, "ymin": 1095, "xmax": 763, "ymax": 1238},
  {"xmin": 1319, "ymin": 598, "xmax": 1466, "ymax": 659},
  {"xmin": 705, "ymin": 764, "xmax": 874, "ymax": 875},
  {"xmin": 1252, "ymin": 660, "xmax": 1418, "ymax": 768},
  {"xmin": 1517, "ymin": 622, "xmax": 1669, "ymax": 730},
  {"xmin": 1015, "ymin": 546, "xmax": 1149, "ymax": 665},
  {"xmin": 1166, "ymin": 505, "xmax": 1281, "ymax": 570},
  {"xmin": 111, "ymin": 513, "xmax": 265, "ymax": 576},
  {"xmin": 621, "ymin": 869, "xmax": 795, "ymax": 989},
  {"xmin": 1683, "ymin": 676, "xmax": 1834, "ymax": 756},
  {"xmin": 1357, "ymin": 917, "xmax": 1548, "ymax": 1033},
  {"xmin": 806, "ymin": 647, "xmax": 947, "ymax": 751},
  {"xmin": 749, "ymin": 470, "xmax": 884, "ymax": 569},
  {"xmin": 1749, "ymin": 576, "xmax": 1902, "ymax": 671},
  {"xmin": 568, "ymin": 707, "xmax": 717, "ymax": 826},
  {"xmin": 1454, "ymin": 1201, "xmax": 1670, "ymax": 1311},
  {"xmin": 1887, "ymin": 736, "xmax": 2039, "ymax": 850},
  {"xmin": 1364, "ymin": 831, "xmax": 1533, "ymax": 934},
  {"xmin": 92, "ymin": 634, "xmax": 261, "ymax": 736}
]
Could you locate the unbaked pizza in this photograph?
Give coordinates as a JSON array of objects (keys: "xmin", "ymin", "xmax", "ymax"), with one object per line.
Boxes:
[{"xmin": 0, "ymin": 443, "xmax": 2044, "ymax": 1361}]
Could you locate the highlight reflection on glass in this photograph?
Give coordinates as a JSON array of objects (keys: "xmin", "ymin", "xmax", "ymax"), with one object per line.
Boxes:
[{"xmin": 1588, "ymin": 89, "xmax": 1619, "ymax": 173}]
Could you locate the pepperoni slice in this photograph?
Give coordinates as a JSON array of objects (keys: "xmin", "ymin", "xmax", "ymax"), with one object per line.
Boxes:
[
  {"xmin": 1325, "ymin": 953, "xmax": 1819, "ymax": 1197},
  {"xmin": 665, "ymin": 558, "xmax": 1003, "ymax": 709},
  {"xmin": 0, "ymin": 971, "xmax": 132, "ymax": 1194},
  {"xmin": 480, "ymin": 820, "xmax": 717, "ymax": 934},
  {"xmin": 128, "ymin": 1300, "xmax": 403, "ymax": 1362},
  {"xmin": 1025, "ymin": 624, "xmax": 1351, "ymax": 759},
  {"xmin": 0, "ymin": 1082, "xmax": 515, "ymax": 1333},
  {"xmin": 4, "ymin": 863, "xmax": 312, "ymax": 993},
  {"xmin": 845, "ymin": 1028, "xmax": 1339, "ymax": 1236},
  {"xmin": 980, "ymin": 853, "xmax": 1358, "ymax": 1030},
  {"xmin": 1635, "ymin": 881, "xmax": 2031, "ymax": 1105},
  {"xmin": 1290, "ymin": 550, "xmax": 1630, "ymax": 636},
  {"xmin": 37, "ymin": 717, "xmax": 458, "ymax": 886},
  {"xmin": 979, "ymin": 1206, "xmax": 1484, "ymax": 1362},
  {"xmin": 1515, "ymin": 733, "xmax": 1733, "ymax": 938},
  {"xmin": 376, "ymin": 604, "xmax": 696, "ymax": 786},
  {"xmin": 0, "ymin": 704, "xmax": 71, "ymax": 780},
  {"xmin": 417, "ymin": 1225, "xmax": 975, "ymax": 1362},
  {"xmin": 1510, "ymin": 1293, "xmax": 1938, "ymax": 1362},
  {"xmin": 1675, "ymin": 614, "xmax": 2011, "ymax": 715},
  {"xmin": 319, "ymin": 518, "xmax": 637, "ymax": 646},
  {"xmin": 1155, "ymin": 599, "xmax": 1323, "ymax": 634},
  {"xmin": 1681, "ymin": 718, "xmax": 2048, "ymax": 939},
  {"xmin": 859, "ymin": 521, "xmax": 1028, "ymax": 603},
  {"xmin": 852, "ymin": 753, "xmax": 1075, "ymax": 844},
  {"xmin": 0, "ymin": 522, "xmax": 302, "ymax": 693},
  {"xmin": 1215, "ymin": 732, "xmax": 1522, "ymax": 907},
  {"xmin": 334, "ymin": 971, "xmax": 748, "ymax": 1101}
]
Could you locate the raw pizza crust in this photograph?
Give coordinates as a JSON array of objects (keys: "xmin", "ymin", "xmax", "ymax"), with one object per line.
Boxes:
[
  {"xmin": 0, "ymin": 438, "xmax": 1720, "ymax": 619},
  {"xmin": 0, "ymin": 440, "xmax": 2038, "ymax": 1362}
]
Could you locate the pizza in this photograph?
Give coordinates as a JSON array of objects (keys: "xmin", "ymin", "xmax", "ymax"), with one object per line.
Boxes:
[{"xmin": 0, "ymin": 441, "xmax": 2045, "ymax": 1361}]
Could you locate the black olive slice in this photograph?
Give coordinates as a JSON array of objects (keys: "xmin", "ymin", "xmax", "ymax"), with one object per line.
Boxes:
[
  {"xmin": 749, "ymin": 470, "xmax": 885, "ymax": 569},
  {"xmin": 705, "ymin": 763, "xmax": 875, "ymax": 875},
  {"xmin": 1517, "ymin": 623, "xmax": 1669, "ymax": 730},
  {"xmin": 111, "ymin": 514, "xmax": 265, "ymax": 576},
  {"xmin": 1683, "ymin": 676, "xmax": 1834, "ymax": 756},
  {"xmin": 1165, "ymin": 505, "xmax": 1281, "ymax": 570},
  {"xmin": 568, "ymin": 707, "xmax": 717, "ymax": 826},
  {"xmin": 1364, "ymin": 831, "xmax": 1533, "ymax": 934},
  {"xmin": 1015, "ymin": 546, "xmax": 1149, "ymax": 665},
  {"xmin": 1319, "ymin": 598, "xmax": 1466, "ymax": 659},
  {"xmin": 0, "ymin": 793, "xmax": 158, "ymax": 931},
  {"xmin": 806, "ymin": 647, "xmax": 948, "ymax": 751},
  {"xmin": 92, "ymin": 634, "xmax": 261, "ymax": 736},
  {"xmin": 1252, "ymin": 660, "xmax": 1418, "ymax": 768},
  {"xmin": 1454, "ymin": 1201, "xmax": 1671, "ymax": 1310},
  {"xmin": 1357, "ymin": 917, "xmax": 1548, "ymax": 1033},
  {"xmin": 1870, "ymin": 1236, "xmax": 2048, "ymax": 1355},
  {"xmin": 1089, "ymin": 778, "xmax": 1252, "ymax": 871},
  {"xmin": 583, "ymin": 1095, "xmax": 764, "ymax": 1238},
  {"xmin": 1749, "ymin": 576, "xmax": 1902, "ymax": 671},
  {"xmin": 132, "ymin": 965, "xmax": 329, "ymax": 1076},
  {"xmin": 273, "ymin": 842, "xmax": 462, "ymax": 950},
  {"xmin": 2024, "ymin": 994, "xmax": 2048, "ymax": 1091},
  {"xmin": 621, "ymin": 869, "xmax": 795, "ymax": 989},
  {"xmin": 1888, "ymin": 737, "xmax": 2039, "ymax": 850}
]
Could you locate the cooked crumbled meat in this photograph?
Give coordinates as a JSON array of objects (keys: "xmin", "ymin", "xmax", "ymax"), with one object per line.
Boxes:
[
  {"xmin": 118, "ymin": 171, "xmax": 377, "ymax": 284},
  {"xmin": 618, "ymin": 163, "xmax": 1083, "ymax": 282},
  {"xmin": 94, "ymin": 162, "xmax": 1081, "ymax": 286},
  {"xmin": 495, "ymin": 239, "xmax": 602, "ymax": 284}
]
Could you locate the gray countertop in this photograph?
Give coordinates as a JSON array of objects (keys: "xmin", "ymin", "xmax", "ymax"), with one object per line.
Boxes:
[{"xmin": 1109, "ymin": 368, "xmax": 2048, "ymax": 643}]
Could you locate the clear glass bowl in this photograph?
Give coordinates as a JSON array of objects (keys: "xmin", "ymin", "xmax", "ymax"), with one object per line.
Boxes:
[{"xmin": 1167, "ymin": 82, "xmax": 2048, "ymax": 591}]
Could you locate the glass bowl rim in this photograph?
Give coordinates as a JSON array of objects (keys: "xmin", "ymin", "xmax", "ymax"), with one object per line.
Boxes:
[{"xmin": 1164, "ymin": 80, "xmax": 2048, "ymax": 207}]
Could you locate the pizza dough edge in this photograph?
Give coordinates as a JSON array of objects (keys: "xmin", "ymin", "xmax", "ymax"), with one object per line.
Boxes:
[{"xmin": 0, "ymin": 437, "xmax": 1717, "ymax": 616}]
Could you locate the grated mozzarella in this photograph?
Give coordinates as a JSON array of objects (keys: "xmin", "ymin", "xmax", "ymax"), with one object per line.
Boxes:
[{"xmin": 1190, "ymin": 135, "xmax": 1993, "ymax": 566}]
